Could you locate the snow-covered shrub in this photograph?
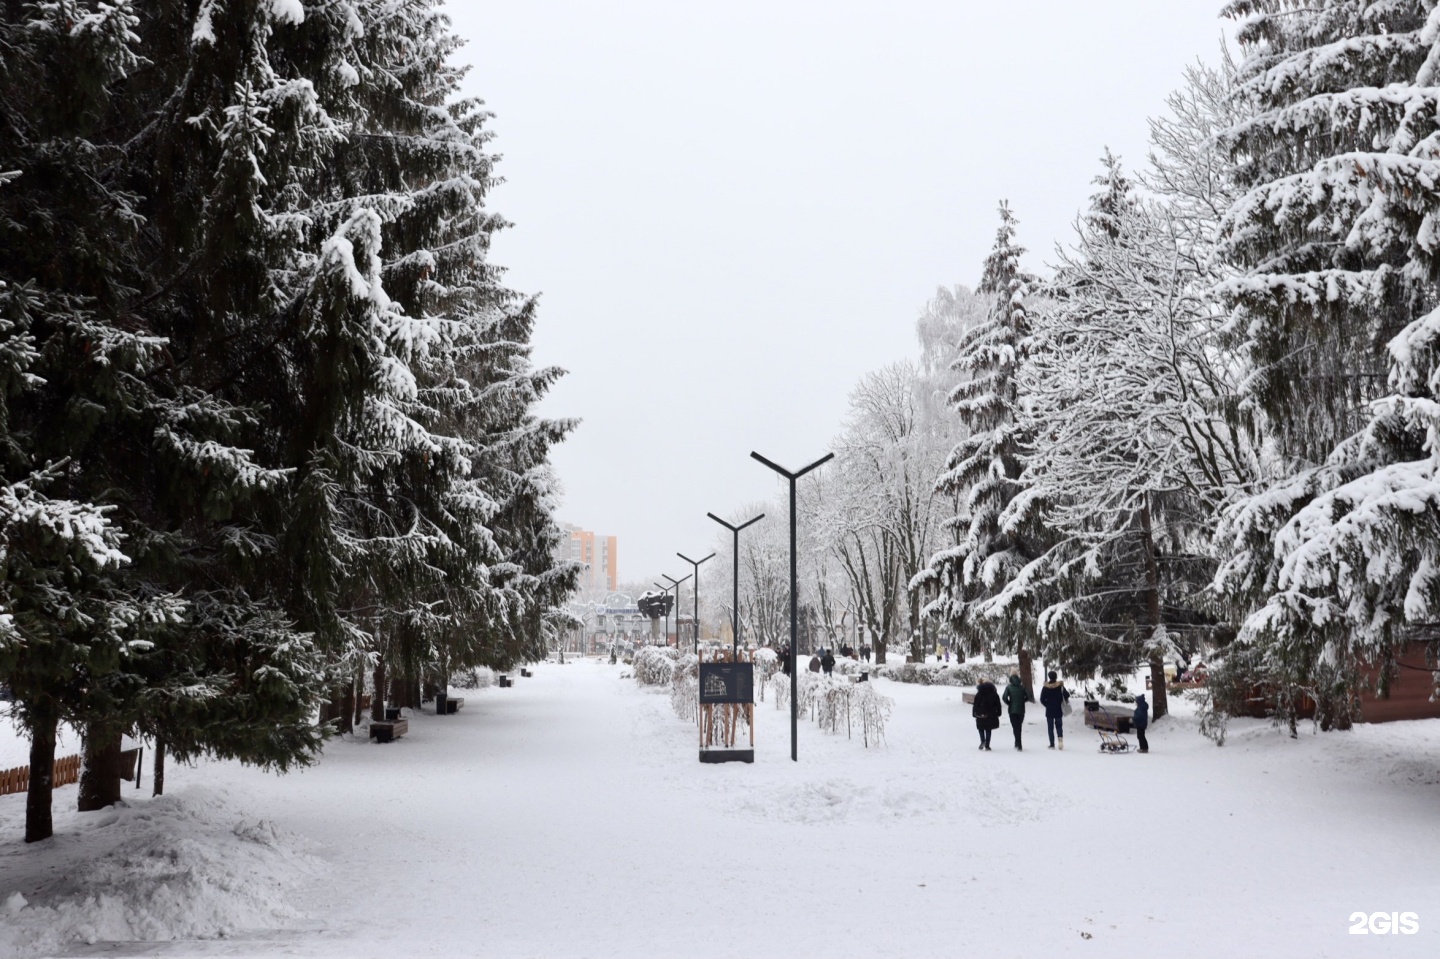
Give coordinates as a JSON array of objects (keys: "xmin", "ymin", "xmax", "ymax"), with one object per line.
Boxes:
[
  {"xmin": 753, "ymin": 647, "xmax": 779, "ymax": 701},
  {"xmin": 671, "ymin": 653, "xmax": 699, "ymax": 722},
  {"xmin": 767, "ymin": 671, "xmax": 790, "ymax": 710},
  {"xmin": 449, "ymin": 668, "xmax": 479, "ymax": 689},
  {"xmin": 876, "ymin": 662, "xmax": 1009, "ymax": 687},
  {"xmin": 633, "ymin": 646, "xmax": 677, "ymax": 686},
  {"xmin": 473, "ymin": 667, "xmax": 495, "ymax": 690},
  {"xmin": 832, "ymin": 657, "xmax": 862, "ymax": 677},
  {"xmin": 814, "ymin": 677, "xmax": 852, "ymax": 735},
  {"xmin": 855, "ymin": 683, "xmax": 892, "ymax": 747},
  {"xmin": 792, "ymin": 673, "xmax": 891, "ymax": 747}
]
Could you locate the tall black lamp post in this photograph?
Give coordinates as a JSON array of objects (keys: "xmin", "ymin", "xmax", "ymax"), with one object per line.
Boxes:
[
  {"xmin": 707, "ymin": 511, "xmax": 765, "ymax": 656},
  {"xmin": 661, "ymin": 572, "xmax": 691, "ymax": 647},
  {"xmin": 751, "ymin": 450, "xmax": 834, "ymax": 762},
  {"xmin": 677, "ymin": 551, "xmax": 715, "ymax": 653}
]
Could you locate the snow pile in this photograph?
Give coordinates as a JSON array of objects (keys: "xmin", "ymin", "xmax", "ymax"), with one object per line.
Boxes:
[
  {"xmin": 631, "ymin": 646, "xmax": 676, "ymax": 686},
  {"xmin": 0, "ymin": 788, "xmax": 321, "ymax": 957}
]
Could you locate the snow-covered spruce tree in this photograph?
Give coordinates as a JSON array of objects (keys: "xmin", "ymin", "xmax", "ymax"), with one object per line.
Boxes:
[
  {"xmin": 1, "ymin": 0, "xmax": 339, "ymax": 826},
  {"xmin": 1212, "ymin": 0, "xmax": 1440, "ymax": 729},
  {"xmin": 323, "ymin": 0, "xmax": 580, "ymax": 688},
  {"xmin": 918, "ymin": 203, "xmax": 1047, "ymax": 694},
  {"xmin": 1018, "ymin": 142, "xmax": 1258, "ymax": 719}
]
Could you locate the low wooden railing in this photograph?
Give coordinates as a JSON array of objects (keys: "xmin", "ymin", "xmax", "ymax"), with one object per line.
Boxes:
[{"xmin": 0, "ymin": 754, "xmax": 82, "ymax": 797}]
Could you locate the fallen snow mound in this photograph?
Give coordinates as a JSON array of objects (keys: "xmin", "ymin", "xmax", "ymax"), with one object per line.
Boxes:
[{"xmin": 0, "ymin": 787, "xmax": 322, "ymax": 957}]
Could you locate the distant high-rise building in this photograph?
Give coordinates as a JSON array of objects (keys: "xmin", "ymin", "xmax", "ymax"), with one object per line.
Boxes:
[{"xmin": 559, "ymin": 524, "xmax": 618, "ymax": 593}]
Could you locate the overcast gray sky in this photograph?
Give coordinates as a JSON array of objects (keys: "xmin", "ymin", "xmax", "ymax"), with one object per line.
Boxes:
[{"xmin": 447, "ymin": 0, "xmax": 1233, "ymax": 587}]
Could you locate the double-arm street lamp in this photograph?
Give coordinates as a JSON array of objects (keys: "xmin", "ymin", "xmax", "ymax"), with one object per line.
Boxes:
[
  {"xmin": 707, "ymin": 511, "xmax": 765, "ymax": 656},
  {"xmin": 751, "ymin": 450, "xmax": 834, "ymax": 762},
  {"xmin": 661, "ymin": 572, "xmax": 691, "ymax": 647},
  {"xmin": 653, "ymin": 581, "xmax": 674, "ymax": 646},
  {"xmin": 676, "ymin": 551, "xmax": 716, "ymax": 653}
]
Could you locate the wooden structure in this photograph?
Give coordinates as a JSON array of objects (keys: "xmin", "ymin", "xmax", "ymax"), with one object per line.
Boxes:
[
  {"xmin": 438, "ymin": 696, "xmax": 464, "ymax": 715},
  {"xmin": 0, "ymin": 754, "xmax": 82, "ymax": 797},
  {"xmin": 1, "ymin": 748, "xmax": 142, "ymax": 798},
  {"xmin": 498, "ymin": 675, "xmax": 513, "ymax": 688},
  {"xmin": 699, "ymin": 647, "xmax": 754, "ymax": 763},
  {"xmin": 370, "ymin": 718, "xmax": 409, "ymax": 743},
  {"xmin": 1231, "ymin": 642, "xmax": 1438, "ymax": 723},
  {"xmin": 1356, "ymin": 642, "xmax": 1440, "ymax": 723}
]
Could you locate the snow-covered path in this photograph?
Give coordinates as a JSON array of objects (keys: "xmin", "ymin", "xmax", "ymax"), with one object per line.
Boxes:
[{"xmin": 4, "ymin": 659, "xmax": 1440, "ymax": 957}]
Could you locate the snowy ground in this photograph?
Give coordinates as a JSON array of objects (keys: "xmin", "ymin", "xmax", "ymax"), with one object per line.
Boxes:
[{"xmin": 2, "ymin": 660, "xmax": 1438, "ymax": 957}]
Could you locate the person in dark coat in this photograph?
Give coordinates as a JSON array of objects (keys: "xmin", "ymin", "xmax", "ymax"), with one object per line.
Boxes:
[
  {"xmin": 808, "ymin": 653, "xmax": 822, "ymax": 673},
  {"xmin": 781, "ymin": 645, "xmax": 793, "ymax": 677},
  {"xmin": 821, "ymin": 649, "xmax": 835, "ymax": 675},
  {"xmin": 971, "ymin": 681, "xmax": 1002, "ymax": 750},
  {"xmin": 1001, "ymin": 674, "xmax": 1033, "ymax": 750},
  {"xmin": 1133, "ymin": 693, "xmax": 1150, "ymax": 753},
  {"xmin": 1038, "ymin": 670, "xmax": 1070, "ymax": 750}
]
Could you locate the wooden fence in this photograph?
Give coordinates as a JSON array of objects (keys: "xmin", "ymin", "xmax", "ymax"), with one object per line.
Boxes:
[{"xmin": 0, "ymin": 754, "xmax": 82, "ymax": 797}]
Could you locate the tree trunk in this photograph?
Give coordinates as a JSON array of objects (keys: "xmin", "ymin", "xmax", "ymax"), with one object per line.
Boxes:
[
  {"xmin": 1018, "ymin": 641, "xmax": 1035, "ymax": 702},
  {"xmin": 77, "ymin": 725, "xmax": 123, "ymax": 812},
  {"xmin": 352, "ymin": 669, "xmax": 365, "ymax": 727},
  {"xmin": 371, "ymin": 657, "xmax": 386, "ymax": 722},
  {"xmin": 339, "ymin": 681, "xmax": 355, "ymax": 735},
  {"xmin": 152, "ymin": 737, "xmax": 166, "ymax": 797},
  {"xmin": 24, "ymin": 704, "xmax": 58, "ymax": 843},
  {"xmin": 1139, "ymin": 495, "xmax": 1169, "ymax": 720}
]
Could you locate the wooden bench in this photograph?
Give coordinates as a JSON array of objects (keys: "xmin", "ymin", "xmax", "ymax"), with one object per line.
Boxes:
[
  {"xmin": 438, "ymin": 696, "xmax": 464, "ymax": 714},
  {"xmin": 520, "ymin": 668, "xmax": 532, "ymax": 678},
  {"xmin": 370, "ymin": 718, "xmax": 409, "ymax": 743}
]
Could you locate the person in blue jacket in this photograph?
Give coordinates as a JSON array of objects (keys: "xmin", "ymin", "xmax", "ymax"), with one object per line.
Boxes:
[
  {"xmin": 1038, "ymin": 671, "xmax": 1070, "ymax": 750},
  {"xmin": 1132, "ymin": 693, "xmax": 1150, "ymax": 753}
]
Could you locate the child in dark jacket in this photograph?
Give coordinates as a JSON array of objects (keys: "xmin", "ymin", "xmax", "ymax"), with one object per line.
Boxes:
[{"xmin": 1133, "ymin": 694, "xmax": 1150, "ymax": 753}]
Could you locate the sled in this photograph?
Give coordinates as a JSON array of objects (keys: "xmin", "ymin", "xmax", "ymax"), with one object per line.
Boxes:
[{"xmin": 1097, "ymin": 726, "xmax": 1131, "ymax": 753}]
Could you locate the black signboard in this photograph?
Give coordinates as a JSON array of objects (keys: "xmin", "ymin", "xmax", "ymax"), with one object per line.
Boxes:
[{"xmin": 698, "ymin": 662, "xmax": 754, "ymax": 704}]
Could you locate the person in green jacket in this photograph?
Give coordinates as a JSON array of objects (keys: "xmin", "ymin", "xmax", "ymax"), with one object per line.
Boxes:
[{"xmin": 1001, "ymin": 674, "xmax": 1033, "ymax": 750}]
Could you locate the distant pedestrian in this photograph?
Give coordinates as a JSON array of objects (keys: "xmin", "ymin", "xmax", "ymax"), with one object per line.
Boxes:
[
  {"xmin": 821, "ymin": 649, "xmax": 835, "ymax": 675},
  {"xmin": 972, "ymin": 681, "xmax": 1001, "ymax": 751},
  {"xmin": 808, "ymin": 653, "xmax": 822, "ymax": 673},
  {"xmin": 1039, "ymin": 671, "xmax": 1070, "ymax": 750},
  {"xmin": 781, "ymin": 645, "xmax": 793, "ymax": 677},
  {"xmin": 1133, "ymin": 693, "xmax": 1150, "ymax": 753},
  {"xmin": 1001, "ymin": 674, "xmax": 1032, "ymax": 750},
  {"xmin": 860, "ymin": 644, "xmax": 871, "ymax": 662}
]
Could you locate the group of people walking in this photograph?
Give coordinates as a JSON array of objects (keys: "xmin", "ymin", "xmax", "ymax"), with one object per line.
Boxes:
[{"xmin": 969, "ymin": 671, "xmax": 1151, "ymax": 753}]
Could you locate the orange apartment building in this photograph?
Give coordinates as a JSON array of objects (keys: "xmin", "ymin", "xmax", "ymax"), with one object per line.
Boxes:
[{"xmin": 565, "ymin": 527, "xmax": 618, "ymax": 593}]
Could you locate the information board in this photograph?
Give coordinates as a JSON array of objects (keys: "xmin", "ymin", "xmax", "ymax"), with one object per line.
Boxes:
[{"xmin": 698, "ymin": 662, "xmax": 754, "ymax": 704}]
